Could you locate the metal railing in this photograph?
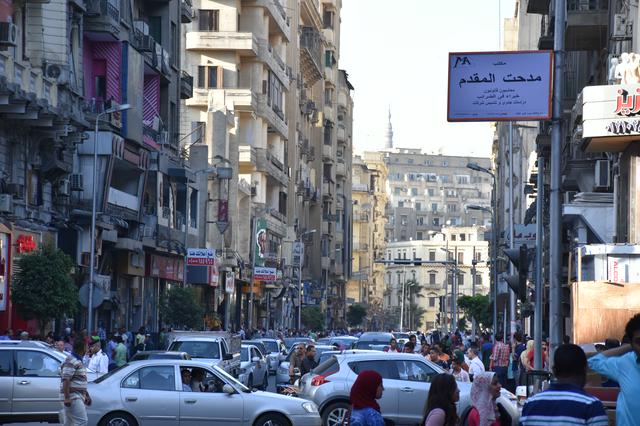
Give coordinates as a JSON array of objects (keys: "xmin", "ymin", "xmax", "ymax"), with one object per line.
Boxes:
[{"xmin": 300, "ymin": 27, "xmax": 323, "ymax": 74}]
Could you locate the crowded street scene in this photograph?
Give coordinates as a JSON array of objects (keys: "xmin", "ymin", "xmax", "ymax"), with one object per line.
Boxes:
[{"xmin": 1, "ymin": 0, "xmax": 640, "ymax": 424}]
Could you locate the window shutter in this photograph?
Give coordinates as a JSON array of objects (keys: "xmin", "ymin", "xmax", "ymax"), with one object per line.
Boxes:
[{"xmin": 197, "ymin": 66, "xmax": 205, "ymax": 88}]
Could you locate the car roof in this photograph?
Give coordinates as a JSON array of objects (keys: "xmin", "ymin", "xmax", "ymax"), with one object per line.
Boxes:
[
  {"xmin": 357, "ymin": 332, "xmax": 395, "ymax": 340},
  {"xmin": 171, "ymin": 337, "xmax": 222, "ymax": 342},
  {"xmin": 134, "ymin": 350, "xmax": 188, "ymax": 355},
  {"xmin": 0, "ymin": 340, "xmax": 54, "ymax": 349}
]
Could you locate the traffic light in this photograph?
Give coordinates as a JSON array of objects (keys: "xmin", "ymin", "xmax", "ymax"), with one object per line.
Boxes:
[{"xmin": 504, "ymin": 244, "xmax": 530, "ymax": 302}]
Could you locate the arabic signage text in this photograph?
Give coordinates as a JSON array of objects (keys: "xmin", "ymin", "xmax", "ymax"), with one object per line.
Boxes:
[
  {"xmin": 582, "ymin": 84, "xmax": 640, "ymax": 140},
  {"xmin": 447, "ymin": 51, "xmax": 553, "ymax": 122},
  {"xmin": 253, "ymin": 266, "xmax": 277, "ymax": 281},
  {"xmin": 186, "ymin": 248, "xmax": 215, "ymax": 265}
]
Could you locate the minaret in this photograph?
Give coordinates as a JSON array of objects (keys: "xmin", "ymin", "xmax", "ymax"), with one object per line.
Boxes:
[{"xmin": 384, "ymin": 106, "xmax": 394, "ymax": 150}]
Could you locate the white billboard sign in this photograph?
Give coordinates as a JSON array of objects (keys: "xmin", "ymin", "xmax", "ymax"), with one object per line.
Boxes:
[
  {"xmin": 447, "ymin": 51, "xmax": 553, "ymax": 122},
  {"xmin": 253, "ymin": 267, "xmax": 277, "ymax": 281},
  {"xmin": 582, "ymin": 84, "xmax": 640, "ymax": 148}
]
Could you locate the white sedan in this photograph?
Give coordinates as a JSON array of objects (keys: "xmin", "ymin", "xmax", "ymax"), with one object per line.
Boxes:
[
  {"xmin": 86, "ymin": 359, "xmax": 320, "ymax": 426},
  {"xmin": 239, "ymin": 344, "xmax": 269, "ymax": 390}
]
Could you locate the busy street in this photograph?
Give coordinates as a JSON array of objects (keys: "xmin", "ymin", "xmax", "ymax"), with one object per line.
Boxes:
[{"xmin": 1, "ymin": 0, "xmax": 640, "ymax": 424}]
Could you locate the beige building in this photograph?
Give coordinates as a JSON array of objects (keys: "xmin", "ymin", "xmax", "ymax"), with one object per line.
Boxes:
[
  {"xmin": 383, "ymin": 226, "xmax": 490, "ymax": 331},
  {"xmin": 349, "ymin": 152, "xmax": 388, "ymax": 328}
]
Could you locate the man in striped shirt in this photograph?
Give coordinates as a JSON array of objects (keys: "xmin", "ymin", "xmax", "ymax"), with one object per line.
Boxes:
[
  {"xmin": 60, "ymin": 339, "xmax": 91, "ymax": 426},
  {"xmin": 520, "ymin": 344, "xmax": 608, "ymax": 426}
]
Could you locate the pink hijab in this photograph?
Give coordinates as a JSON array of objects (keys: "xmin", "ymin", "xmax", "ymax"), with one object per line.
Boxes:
[{"xmin": 470, "ymin": 372, "xmax": 497, "ymax": 426}]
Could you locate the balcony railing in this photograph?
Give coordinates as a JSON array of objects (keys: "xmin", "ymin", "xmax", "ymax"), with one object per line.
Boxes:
[
  {"xmin": 180, "ymin": 70, "xmax": 193, "ymax": 100},
  {"xmin": 180, "ymin": 0, "xmax": 193, "ymax": 23},
  {"xmin": 85, "ymin": 0, "xmax": 120, "ymax": 37},
  {"xmin": 300, "ymin": 27, "xmax": 323, "ymax": 84}
]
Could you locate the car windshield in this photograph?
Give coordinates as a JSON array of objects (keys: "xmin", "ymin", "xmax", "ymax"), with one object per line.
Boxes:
[
  {"xmin": 241, "ymin": 348, "xmax": 249, "ymax": 362},
  {"xmin": 93, "ymin": 364, "xmax": 128, "ymax": 383},
  {"xmin": 355, "ymin": 341, "xmax": 388, "ymax": 350},
  {"xmin": 262, "ymin": 341, "xmax": 279, "ymax": 352},
  {"xmin": 168, "ymin": 341, "xmax": 220, "ymax": 359}
]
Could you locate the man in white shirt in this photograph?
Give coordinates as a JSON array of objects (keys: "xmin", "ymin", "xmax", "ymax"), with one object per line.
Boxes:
[
  {"xmin": 87, "ymin": 342, "xmax": 109, "ymax": 377},
  {"xmin": 467, "ymin": 347, "xmax": 485, "ymax": 379}
]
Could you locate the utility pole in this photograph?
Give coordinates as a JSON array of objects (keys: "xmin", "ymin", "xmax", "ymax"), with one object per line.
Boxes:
[
  {"xmin": 508, "ymin": 121, "xmax": 516, "ymax": 340},
  {"xmin": 248, "ymin": 217, "xmax": 258, "ymax": 330},
  {"xmin": 534, "ymin": 157, "xmax": 544, "ymax": 370},
  {"xmin": 549, "ymin": 0, "xmax": 566, "ymax": 365}
]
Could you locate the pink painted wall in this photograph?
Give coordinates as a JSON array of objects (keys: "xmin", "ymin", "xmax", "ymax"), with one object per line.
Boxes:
[{"xmin": 83, "ymin": 40, "xmax": 122, "ymax": 103}]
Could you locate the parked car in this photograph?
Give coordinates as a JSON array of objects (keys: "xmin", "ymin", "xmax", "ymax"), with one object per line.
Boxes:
[
  {"xmin": 283, "ymin": 337, "xmax": 314, "ymax": 349},
  {"xmin": 166, "ymin": 331, "xmax": 241, "ymax": 377},
  {"xmin": 0, "ymin": 340, "xmax": 97, "ymax": 423},
  {"xmin": 258, "ymin": 338, "xmax": 287, "ymax": 374},
  {"xmin": 276, "ymin": 344, "xmax": 336, "ymax": 387},
  {"xmin": 298, "ymin": 352, "xmax": 519, "ymax": 426},
  {"xmin": 242, "ymin": 340, "xmax": 268, "ymax": 357},
  {"xmin": 353, "ymin": 332, "xmax": 395, "ymax": 350},
  {"xmin": 239, "ymin": 344, "xmax": 269, "ymax": 390},
  {"xmin": 86, "ymin": 359, "xmax": 321, "ymax": 426},
  {"xmin": 129, "ymin": 351, "xmax": 191, "ymax": 361},
  {"xmin": 326, "ymin": 336, "xmax": 358, "ymax": 350}
]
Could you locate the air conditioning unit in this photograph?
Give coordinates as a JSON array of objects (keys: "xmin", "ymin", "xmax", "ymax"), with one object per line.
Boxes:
[
  {"xmin": 594, "ymin": 160, "xmax": 611, "ymax": 190},
  {"xmin": 70, "ymin": 174, "xmax": 84, "ymax": 191},
  {"xmin": 0, "ymin": 22, "xmax": 17, "ymax": 46},
  {"xmin": 58, "ymin": 179, "xmax": 71, "ymax": 196},
  {"xmin": 44, "ymin": 63, "xmax": 70, "ymax": 85},
  {"xmin": 141, "ymin": 35, "xmax": 155, "ymax": 52},
  {"xmin": 0, "ymin": 194, "xmax": 13, "ymax": 213},
  {"xmin": 133, "ymin": 20, "xmax": 149, "ymax": 36}
]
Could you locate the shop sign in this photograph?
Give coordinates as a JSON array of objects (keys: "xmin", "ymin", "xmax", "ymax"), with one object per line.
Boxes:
[
  {"xmin": 253, "ymin": 266, "xmax": 277, "ymax": 281},
  {"xmin": 187, "ymin": 248, "xmax": 215, "ymax": 265},
  {"xmin": 292, "ymin": 242, "xmax": 304, "ymax": 268},
  {"xmin": 15, "ymin": 235, "xmax": 37, "ymax": 254},
  {"xmin": 225, "ymin": 272, "xmax": 235, "ymax": 294},
  {"xmin": 148, "ymin": 254, "xmax": 184, "ymax": 281},
  {"xmin": 209, "ymin": 259, "xmax": 219, "ymax": 287},
  {"xmin": 582, "ymin": 84, "xmax": 640, "ymax": 141},
  {"xmin": 447, "ymin": 50, "xmax": 553, "ymax": 122},
  {"xmin": 254, "ymin": 218, "xmax": 267, "ymax": 267}
]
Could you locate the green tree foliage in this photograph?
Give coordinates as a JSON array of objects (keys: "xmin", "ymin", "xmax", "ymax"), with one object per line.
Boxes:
[
  {"xmin": 457, "ymin": 295, "xmax": 492, "ymax": 330},
  {"xmin": 301, "ymin": 306, "xmax": 324, "ymax": 331},
  {"xmin": 160, "ymin": 286, "xmax": 204, "ymax": 329},
  {"xmin": 346, "ymin": 304, "xmax": 367, "ymax": 327},
  {"xmin": 11, "ymin": 245, "xmax": 78, "ymax": 334}
]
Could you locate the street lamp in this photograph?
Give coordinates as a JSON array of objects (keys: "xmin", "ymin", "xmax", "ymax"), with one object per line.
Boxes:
[
  {"xmin": 431, "ymin": 229, "xmax": 458, "ymax": 333},
  {"xmin": 296, "ymin": 229, "xmax": 316, "ymax": 330},
  {"xmin": 88, "ymin": 103, "xmax": 132, "ymax": 334},
  {"xmin": 467, "ymin": 163, "xmax": 499, "ymax": 342}
]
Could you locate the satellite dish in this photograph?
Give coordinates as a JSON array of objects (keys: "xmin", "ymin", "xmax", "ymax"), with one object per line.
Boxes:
[{"xmin": 78, "ymin": 282, "xmax": 104, "ymax": 308}]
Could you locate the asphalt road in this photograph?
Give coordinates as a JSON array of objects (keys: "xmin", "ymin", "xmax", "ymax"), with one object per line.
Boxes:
[{"xmin": 6, "ymin": 374, "xmax": 279, "ymax": 426}]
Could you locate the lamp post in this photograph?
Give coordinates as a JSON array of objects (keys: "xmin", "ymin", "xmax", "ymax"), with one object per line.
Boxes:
[
  {"xmin": 430, "ymin": 229, "xmax": 456, "ymax": 332},
  {"xmin": 88, "ymin": 103, "xmax": 132, "ymax": 335},
  {"xmin": 296, "ymin": 229, "xmax": 316, "ymax": 330},
  {"xmin": 467, "ymin": 163, "xmax": 498, "ymax": 342}
]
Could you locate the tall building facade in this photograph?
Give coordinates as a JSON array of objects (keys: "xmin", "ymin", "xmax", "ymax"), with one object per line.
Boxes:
[
  {"xmin": 383, "ymin": 226, "xmax": 490, "ymax": 331},
  {"xmin": 384, "ymin": 149, "xmax": 493, "ymax": 242},
  {"xmin": 348, "ymin": 151, "xmax": 387, "ymax": 328}
]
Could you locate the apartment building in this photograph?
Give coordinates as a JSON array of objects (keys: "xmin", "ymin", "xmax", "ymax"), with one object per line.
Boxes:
[
  {"xmin": 0, "ymin": 0, "xmax": 195, "ymax": 334},
  {"xmin": 348, "ymin": 151, "xmax": 388, "ymax": 329},
  {"xmin": 384, "ymin": 149, "xmax": 493, "ymax": 242},
  {"xmin": 383, "ymin": 227, "xmax": 490, "ymax": 331}
]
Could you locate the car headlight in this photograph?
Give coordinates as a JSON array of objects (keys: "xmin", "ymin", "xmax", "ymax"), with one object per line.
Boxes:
[{"xmin": 302, "ymin": 401, "xmax": 318, "ymax": 413}]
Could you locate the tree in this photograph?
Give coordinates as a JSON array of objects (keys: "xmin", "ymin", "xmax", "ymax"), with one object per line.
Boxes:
[
  {"xmin": 346, "ymin": 304, "xmax": 367, "ymax": 327},
  {"xmin": 300, "ymin": 306, "xmax": 324, "ymax": 331},
  {"xmin": 160, "ymin": 286, "xmax": 204, "ymax": 329},
  {"xmin": 11, "ymin": 245, "xmax": 78, "ymax": 335},
  {"xmin": 457, "ymin": 295, "xmax": 492, "ymax": 330}
]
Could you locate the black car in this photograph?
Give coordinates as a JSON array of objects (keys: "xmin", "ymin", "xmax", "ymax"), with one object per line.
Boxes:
[{"xmin": 129, "ymin": 350, "xmax": 191, "ymax": 361}]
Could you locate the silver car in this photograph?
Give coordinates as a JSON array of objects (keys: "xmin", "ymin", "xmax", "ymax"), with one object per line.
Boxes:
[
  {"xmin": 259, "ymin": 338, "xmax": 286, "ymax": 374},
  {"xmin": 87, "ymin": 359, "xmax": 321, "ymax": 426},
  {"xmin": 239, "ymin": 344, "xmax": 269, "ymax": 390},
  {"xmin": 0, "ymin": 340, "xmax": 97, "ymax": 423},
  {"xmin": 276, "ymin": 344, "xmax": 336, "ymax": 387},
  {"xmin": 298, "ymin": 352, "xmax": 519, "ymax": 426}
]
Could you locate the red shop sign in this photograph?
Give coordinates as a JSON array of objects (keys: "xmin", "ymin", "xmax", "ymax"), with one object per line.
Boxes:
[
  {"xmin": 147, "ymin": 254, "xmax": 184, "ymax": 281},
  {"xmin": 15, "ymin": 235, "xmax": 37, "ymax": 254}
]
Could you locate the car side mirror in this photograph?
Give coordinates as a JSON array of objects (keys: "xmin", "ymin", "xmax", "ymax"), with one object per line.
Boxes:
[
  {"xmin": 223, "ymin": 384, "xmax": 235, "ymax": 395},
  {"xmin": 252, "ymin": 356, "xmax": 261, "ymax": 363},
  {"xmin": 223, "ymin": 353, "xmax": 233, "ymax": 361}
]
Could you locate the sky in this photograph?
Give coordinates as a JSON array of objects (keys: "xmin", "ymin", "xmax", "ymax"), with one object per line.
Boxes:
[{"xmin": 340, "ymin": 0, "xmax": 516, "ymax": 157}]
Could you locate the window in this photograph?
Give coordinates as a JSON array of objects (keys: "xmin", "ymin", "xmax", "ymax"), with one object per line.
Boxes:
[
  {"xmin": 428, "ymin": 250, "xmax": 436, "ymax": 261},
  {"xmin": 168, "ymin": 340, "xmax": 220, "ymax": 359},
  {"xmin": 415, "ymin": 202, "xmax": 422, "ymax": 211},
  {"xmin": 325, "ymin": 50, "xmax": 335, "ymax": 68},
  {"xmin": 431, "ymin": 203, "xmax": 438, "ymax": 213},
  {"xmin": 149, "ymin": 16, "xmax": 162, "ymax": 43},
  {"xmin": 475, "ymin": 251, "xmax": 482, "ymax": 262},
  {"xmin": 16, "ymin": 351, "xmax": 59, "ymax": 377},
  {"xmin": 460, "ymin": 234, "xmax": 466, "ymax": 241},
  {"xmin": 457, "ymin": 252, "xmax": 464, "ymax": 264},
  {"xmin": 402, "ymin": 249, "xmax": 407, "ymax": 259},
  {"xmin": 429, "ymin": 273, "xmax": 436, "ymax": 285},
  {"xmin": 447, "ymin": 204, "xmax": 457, "ymax": 213},
  {"xmin": 442, "ymin": 161, "xmax": 449, "ymax": 167},
  {"xmin": 199, "ymin": 10, "xmax": 219, "ymax": 31},
  {"xmin": 400, "ymin": 215, "xmax": 408, "ymax": 226},
  {"xmin": 197, "ymin": 66, "xmax": 223, "ymax": 89},
  {"xmin": 349, "ymin": 360, "xmax": 398, "ymax": 379},
  {"xmin": 324, "ymin": 87, "xmax": 332, "ymax": 106},
  {"xmin": 412, "ymin": 249, "xmax": 416, "ymax": 259},
  {"xmin": 458, "ymin": 274, "xmax": 464, "ymax": 286},
  {"xmin": 387, "ymin": 250, "xmax": 391, "ymax": 260},
  {"xmin": 0, "ymin": 351, "xmax": 12, "ymax": 376},
  {"xmin": 440, "ymin": 175, "xmax": 450, "ymax": 183},
  {"xmin": 394, "ymin": 187, "xmax": 402, "ymax": 195},
  {"xmin": 416, "ymin": 231, "xmax": 423, "ymax": 240},
  {"xmin": 451, "ymin": 234, "xmax": 457, "ymax": 241},
  {"xmin": 398, "ymin": 201, "xmax": 404, "ymax": 208},
  {"xmin": 428, "ymin": 188, "xmax": 435, "ymax": 196},
  {"xmin": 475, "ymin": 275, "xmax": 483, "ymax": 285},
  {"xmin": 171, "ymin": 22, "xmax": 177, "ymax": 66},
  {"xmin": 323, "ymin": 9, "xmax": 334, "ymax": 29},
  {"xmin": 123, "ymin": 366, "xmax": 176, "ymax": 391},
  {"xmin": 395, "ymin": 360, "xmax": 436, "ymax": 382},
  {"xmin": 432, "ymin": 217, "xmax": 440, "ymax": 226},
  {"xmin": 429, "ymin": 297, "xmax": 436, "ymax": 307},
  {"xmin": 456, "ymin": 175, "xmax": 469, "ymax": 184},
  {"xmin": 411, "ymin": 188, "xmax": 418, "ymax": 196},
  {"xmin": 417, "ymin": 217, "xmax": 424, "ymax": 226}
]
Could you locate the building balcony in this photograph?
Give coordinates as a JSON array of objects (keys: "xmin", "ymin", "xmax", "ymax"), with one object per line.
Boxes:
[
  {"xmin": 322, "ymin": 144, "xmax": 333, "ymax": 160},
  {"xmin": 352, "ymin": 183, "xmax": 369, "ymax": 192},
  {"xmin": 322, "ymin": 28, "xmax": 335, "ymax": 47},
  {"xmin": 337, "ymin": 124, "xmax": 346, "ymax": 142},
  {"xmin": 0, "ymin": 52, "xmax": 59, "ymax": 111},
  {"xmin": 322, "ymin": 219, "xmax": 330, "ymax": 235},
  {"xmin": 255, "ymin": 147, "xmax": 289, "ymax": 186},
  {"xmin": 566, "ymin": 0, "xmax": 608, "ymax": 51},
  {"xmin": 84, "ymin": 0, "xmax": 120, "ymax": 39},
  {"xmin": 186, "ymin": 88, "xmax": 258, "ymax": 111},
  {"xmin": 108, "ymin": 187, "xmax": 139, "ymax": 211},
  {"xmin": 336, "ymin": 161, "xmax": 346, "ymax": 177},
  {"xmin": 181, "ymin": 0, "xmax": 194, "ymax": 23},
  {"xmin": 180, "ymin": 71, "xmax": 193, "ymax": 100},
  {"xmin": 185, "ymin": 32, "xmax": 258, "ymax": 56},
  {"xmin": 257, "ymin": 41, "xmax": 289, "ymax": 88},
  {"xmin": 243, "ymin": 0, "xmax": 291, "ymax": 41},
  {"xmin": 257, "ymin": 94, "xmax": 288, "ymax": 137},
  {"xmin": 300, "ymin": 27, "xmax": 323, "ymax": 84},
  {"xmin": 322, "ymin": 180, "xmax": 332, "ymax": 198}
]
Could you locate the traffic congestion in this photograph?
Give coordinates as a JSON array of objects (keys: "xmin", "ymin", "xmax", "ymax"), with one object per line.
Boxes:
[{"xmin": 4, "ymin": 322, "xmax": 635, "ymax": 426}]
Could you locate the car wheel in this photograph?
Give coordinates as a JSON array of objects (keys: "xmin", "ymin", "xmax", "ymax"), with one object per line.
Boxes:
[
  {"xmin": 100, "ymin": 411, "xmax": 138, "ymax": 426},
  {"xmin": 322, "ymin": 401, "xmax": 350, "ymax": 426},
  {"xmin": 254, "ymin": 412, "xmax": 290, "ymax": 426}
]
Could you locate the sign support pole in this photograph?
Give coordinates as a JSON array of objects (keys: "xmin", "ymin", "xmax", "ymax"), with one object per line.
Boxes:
[
  {"xmin": 248, "ymin": 217, "xmax": 258, "ymax": 330},
  {"xmin": 549, "ymin": 0, "xmax": 566, "ymax": 367},
  {"xmin": 534, "ymin": 157, "xmax": 544, "ymax": 370},
  {"xmin": 509, "ymin": 121, "xmax": 516, "ymax": 342}
]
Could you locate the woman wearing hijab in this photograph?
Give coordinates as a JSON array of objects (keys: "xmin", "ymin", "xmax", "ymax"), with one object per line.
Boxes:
[
  {"xmin": 422, "ymin": 373, "xmax": 459, "ymax": 426},
  {"xmin": 348, "ymin": 370, "xmax": 385, "ymax": 426},
  {"xmin": 468, "ymin": 372, "xmax": 502, "ymax": 426}
]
